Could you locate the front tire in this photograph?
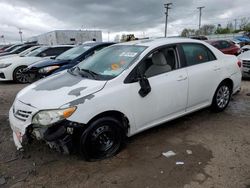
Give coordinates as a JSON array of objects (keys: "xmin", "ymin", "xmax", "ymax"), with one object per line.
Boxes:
[
  {"xmin": 80, "ymin": 117, "xmax": 125, "ymax": 161},
  {"xmin": 211, "ymin": 82, "xmax": 232, "ymax": 112},
  {"xmin": 13, "ymin": 66, "xmax": 29, "ymax": 84}
]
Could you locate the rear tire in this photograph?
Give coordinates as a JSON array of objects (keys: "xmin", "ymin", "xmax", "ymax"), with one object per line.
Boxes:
[
  {"xmin": 211, "ymin": 82, "xmax": 232, "ymax": 112},
  {"xmin": 13, "ymin": 66, "xmax": 29, "ymax": 84},
  {"xmin": 80, "ymin": 117, "xmax": 125, "ymax": 161}
]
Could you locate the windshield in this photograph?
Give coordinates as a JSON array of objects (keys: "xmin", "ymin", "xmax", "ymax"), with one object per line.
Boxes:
[
  {"xmin": 9, "ymin": 45, "xmax": 26, "ymax": 53},
  {"xmin": 56, "ymin": 45, "xmax": 92, "ymax": 60},
  {"xmin": 76, "ymin": 45, "xmax": 146, "ymax": 79},
  {"xmin": 4, "ymin": 45, "xmax": 21, "ymax": 52},
  {"xmin": 26, "ymin": 46, "xmax": 48, "ymax": 57},
  {"xmin": 19, "ymin": 46, "xmax": 39, "ymax": 56}
]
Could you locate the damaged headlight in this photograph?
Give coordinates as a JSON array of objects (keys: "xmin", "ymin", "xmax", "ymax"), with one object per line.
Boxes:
[
  {"xmin": 38, "ymin": 65, "xmax": 60, "ymax": 74},
  {"xmin": 32, "ymin": 107, "xmax": 76, "ymax": 127}
]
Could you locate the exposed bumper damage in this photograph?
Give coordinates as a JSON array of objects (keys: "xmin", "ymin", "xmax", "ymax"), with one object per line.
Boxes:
[
  {"xmin": 9, "ymin": 102, "xmax": 84, "ymax": 154},
  {"xmin": 11, "ymin": 119, "xmax": 84, "ymax": 154}
]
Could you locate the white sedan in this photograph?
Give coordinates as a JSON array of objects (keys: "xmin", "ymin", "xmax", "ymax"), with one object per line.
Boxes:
[
  {"xmin": 238, "ymin": 50, "xmax": 250, "ymax": 78},
  {"xmin": 0, "ymin": 45, "xmax": 73, "ymax": 83},
  {"xmin": 9, "ymin": 38, "xmax": 241, "ymax": 160},
  {"xmin": 0, "ymin": 46, "xmax": 40, "ymax": 60}
]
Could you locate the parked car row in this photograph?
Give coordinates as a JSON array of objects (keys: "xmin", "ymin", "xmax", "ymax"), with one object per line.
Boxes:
[
  {"xmin": 24, "ymin": 42, "xmax": 115, "ymax": 82},
  {"xmin": 206, "ymin": 40, "xmax": 241, "ymax": 56},
  {"xmin": 190, "ymin": 38, "xmax": 250, "ymax": 78},
  {"xmin": 0, "ymin": 45, "xmax": 73, "ymax": 83},
  {"xmin": 7, "ymin": 38, "xmax": 242, "ymax": 160}
]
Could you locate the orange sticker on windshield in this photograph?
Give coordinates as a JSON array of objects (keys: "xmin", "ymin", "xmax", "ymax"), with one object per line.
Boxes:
[{"xmin": 111, "ymin": 64, "xmax": 120, "ymax": 70}]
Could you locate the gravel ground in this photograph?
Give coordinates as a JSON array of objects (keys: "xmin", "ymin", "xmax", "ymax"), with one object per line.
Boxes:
[{"xmin": 0, "ymin": 80, "xmax": 250, "ymax": 188}]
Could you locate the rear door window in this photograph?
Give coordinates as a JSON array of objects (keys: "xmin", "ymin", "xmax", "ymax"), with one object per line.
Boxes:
[
  {"xmin": 181, "ymin": 43, "xmax": 216, "ymax": 66},
  {"xmin": 38, "ymin": 47, "xmax": 71, "ymax": 57}
]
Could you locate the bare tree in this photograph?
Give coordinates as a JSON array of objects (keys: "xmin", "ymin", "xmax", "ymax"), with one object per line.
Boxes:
[{"xmin": 239, "ymin": 17, "xmax": 249, "ymax": 30}]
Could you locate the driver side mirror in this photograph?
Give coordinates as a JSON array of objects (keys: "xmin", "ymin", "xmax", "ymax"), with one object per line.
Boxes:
[
  {"xmin": 137, "ymin": 68, "xmax": 151, "ymax": 97},
  {"xmin": 50, "ymin": 56, "xmax": 56, "ymax": 59}
]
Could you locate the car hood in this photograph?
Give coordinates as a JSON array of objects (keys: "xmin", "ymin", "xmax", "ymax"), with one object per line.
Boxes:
[
  {"xmin": 0, "ymin": 56, "xmax": 43, "ymax": 65},
  {"xmin": 28, "ymin": 59, "xmax": 71, "ymax": 69},
  {"xmin": 238, "ymin": 51, "xmax": 250, "ymax": 60},
  {"xmin": 16, "ymin": 71, "xmax": 107, "ymax": 109},
  {"xmin": 0, "ymin": 54, "xmax": 17, "ymax": 60}
]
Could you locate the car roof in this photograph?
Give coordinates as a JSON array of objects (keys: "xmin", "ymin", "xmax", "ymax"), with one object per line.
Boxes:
[
  {"xmin": 116, "ymin": 37, "xmax": 207, "ymax": 47},
  {"xmin": 45, "ymin": 45, "xmax": 74, "ymax": 48},
  {"xmin": 78, "ymin": 42, "xmax": 115, "ymax": 47}
]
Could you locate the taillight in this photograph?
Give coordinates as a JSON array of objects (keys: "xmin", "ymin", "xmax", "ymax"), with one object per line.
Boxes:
[{"xmin": 237, "ymin": 60, "xmax": 242, "ymax": 68}]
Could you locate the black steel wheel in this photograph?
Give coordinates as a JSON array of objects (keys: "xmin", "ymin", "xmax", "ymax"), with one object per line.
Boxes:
[
  {"xmin": 80, "ymin": 117, "xmax": 125, "ymax": 161},
  {"xmin": 13, "ymin": 66, "xmax": 29, "ymax": 84},
  {"xmin": 211, "ymin": 81, "xmax": 232, "ymax": 112}
]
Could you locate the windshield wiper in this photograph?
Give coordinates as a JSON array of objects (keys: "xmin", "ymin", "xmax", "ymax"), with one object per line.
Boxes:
[
  {"xmin": 80, "ymin": 69, "xmax": 99, "ymax": 79},
  {"xmin": 68, "ymin": 66, "xmax": 79, "ymax": 76}
]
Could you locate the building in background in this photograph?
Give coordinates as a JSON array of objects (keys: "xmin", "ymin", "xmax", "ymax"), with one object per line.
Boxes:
[{"xmin": 28, "ymin": 30, "xmax": 102, "ymax": 45}]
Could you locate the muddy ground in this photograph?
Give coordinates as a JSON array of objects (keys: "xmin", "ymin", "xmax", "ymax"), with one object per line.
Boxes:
[{"xmin": 0, "ymin": 81, "xmax": 250, "ymax": 188}]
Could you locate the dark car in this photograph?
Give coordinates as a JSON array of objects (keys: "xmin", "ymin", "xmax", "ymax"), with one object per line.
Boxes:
[
  {"xmin": 206, "ymin": 40, "xmax": 240, "ymax": 55},
  {"xmin": 0, "ymin": 44, "xmax": 24, "ymax": 54},
  {"xmin": 0, "ymin": 44, "xmax": 37, "ymax": 57},
  {"xmin": 190, "ymin": 36, "xmax": 208, "ymax": 40},
  {"xmin": 0, "ymin": 45, "xmax": 12, "ymax": 53},
  {"xmin": 25, "ymin": 42, "xmax": 115, "ymax": 82}
]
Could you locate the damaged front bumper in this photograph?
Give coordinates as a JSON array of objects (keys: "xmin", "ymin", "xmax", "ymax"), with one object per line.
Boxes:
[{"xmin": 9, "ymin": 101, "xmax": 84, "ymax": 154}]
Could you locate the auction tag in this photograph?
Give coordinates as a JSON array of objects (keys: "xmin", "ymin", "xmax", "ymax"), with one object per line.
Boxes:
[{"xmin": 119, "ymin": 52, "xmax": 138, "ymax": 57}]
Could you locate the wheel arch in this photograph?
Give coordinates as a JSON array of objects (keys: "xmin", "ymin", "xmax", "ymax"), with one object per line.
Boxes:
[
  {"xmin": 12, "ymin": 65, "xmax": 28, "ymax": 78},
  {"xmin": 87, "ymin": 110, "xmax": 130, "ymax": 134},
  {"xmin": 220, "ymin": 78, "xmax": 234, "ymax": 92}
]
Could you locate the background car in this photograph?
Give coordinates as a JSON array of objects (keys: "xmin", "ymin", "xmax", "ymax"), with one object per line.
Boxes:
[
  {"xmin": 241, "ymin": 45, "xmax": 250, "ymax": 53},
  {"xmin": 190, "ymin": 36, "xmax": 208, "ymax": 40},
  {"xmin": 0, "ymin": 44, "xmax": 23, "ymax": 54},
  {"xmin": 206, "ymin": 40, "xmax": 240, "ymax": 55},
  {"xmin": 238, "ymin": 51, "xmax": 250, "ymax": 78},
  {"xmin": 230, "ymin": 39, "xmax": 243, "ymax": 48},
  {"xmin": 0, "ymin": 45, "xmax": 12, "ymax": 53},
  {"xmin": 0, "ymin": 45, "xmax": 73, "ymax": 83},
  {"xmin": 234, "ymin": 36, "xmax": 250, "ymax": 44},
  {"xmin": 25, "ymin": 42, "xmax": 115, "ymax": 82},
  {"xmin": 0, "ymin": 45, "xmax": 40, "ymax": 60},
  {"xmin": 0, "ymin": 44, "xmax": 37, "ymax": 57}
]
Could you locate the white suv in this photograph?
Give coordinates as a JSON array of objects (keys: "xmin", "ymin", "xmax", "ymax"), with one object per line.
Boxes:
[{"xmin": 9, "ymin": 38, "xmax": 242, "ymax": 160}]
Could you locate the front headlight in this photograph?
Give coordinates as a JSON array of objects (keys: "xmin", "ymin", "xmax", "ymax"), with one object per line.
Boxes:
[
  {"xmin": 0, "ymin": 63, "xmax": 11, "ymax": 68},
  {"xmin": 38, "ymin": 65, "xmax": 60, "ymax": 74},
  {"xmin": 32, "ymin": 107, "xmax": 76, "ymax": 127}
]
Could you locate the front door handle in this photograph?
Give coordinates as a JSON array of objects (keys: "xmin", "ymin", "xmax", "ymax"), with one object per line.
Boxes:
[{"xmin": 177, "ymin": 75, "xmax": 187, "ymax": 81}]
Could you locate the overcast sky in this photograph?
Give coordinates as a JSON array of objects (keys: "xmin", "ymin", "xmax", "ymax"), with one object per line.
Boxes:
[{"xmin": 0, "ymin": 0, "xmax": 249, "ymax": 43}]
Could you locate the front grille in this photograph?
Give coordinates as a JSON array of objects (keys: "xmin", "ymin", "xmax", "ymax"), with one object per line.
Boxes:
[
  {"xmin": 14, "ymin": 110, "xmax": 32, "ymax": 121},
  {"xmin": 0, "ymin": 72, "xmax": 5, "ymax": 79},
  {"xmin": 243, "ymin": 60, "xmax": 250, "ymax": 68}
]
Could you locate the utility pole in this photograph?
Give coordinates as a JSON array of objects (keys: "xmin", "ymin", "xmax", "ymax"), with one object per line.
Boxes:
[
  {"xmin": 234, "ymin": 19, "xmax": 237, "ymax": 31},
  {"xmin": 18, "ymin": 28, "xmax": 23, "ymax": 43},
  {"xmin": 164, "ymin": 2, "xmax": 172, "ymax": 37},
  {"xmin": 197, "ymin": 6, "xmax": 205, "ymax": 30}
]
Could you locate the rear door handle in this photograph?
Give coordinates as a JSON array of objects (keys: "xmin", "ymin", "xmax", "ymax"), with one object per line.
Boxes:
[
  {"xmin": 177, "ymin": 75, "xmax": 187, "ymax": 81},
  {"xmin": 213, "ymin": 67, "xmax": 221, "ymax": 71}
]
